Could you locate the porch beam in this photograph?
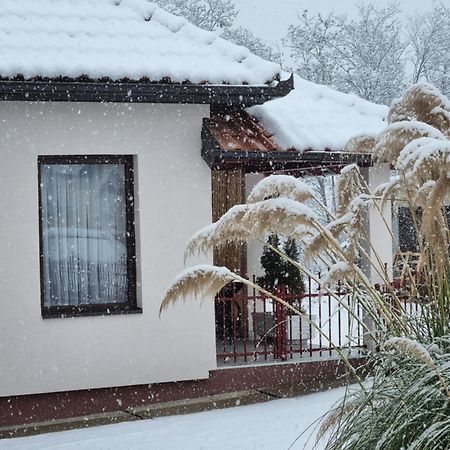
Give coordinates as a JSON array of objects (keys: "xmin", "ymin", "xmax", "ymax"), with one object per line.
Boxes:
[{"xmin": 201, "ymin": 125, "xmax": 372, "ymax": 172}]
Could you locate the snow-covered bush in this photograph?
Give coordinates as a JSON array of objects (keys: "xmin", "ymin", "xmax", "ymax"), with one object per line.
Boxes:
[
  {"xmin": 161, "ymin": 82, "xmax": 450, "ymax": 449},
  {"xmin": 319, "ymin": 338, "xmax": 450, "ymax": 450},
  {"xmin": 257, "ymin": 234, "xmax": 305, "ymax": 295}
]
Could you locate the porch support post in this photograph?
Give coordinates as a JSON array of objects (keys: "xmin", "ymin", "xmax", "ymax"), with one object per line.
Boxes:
[
  {"xmin": 360, "ymin": 163, "xmax": 393, "ymax": 350},
  {"xmin": 211, "ymin": 167, "xmax": 246, "ymax": 274},
  {"xmin": 361, "ymin": 163, "xmax": 393, "ymax": 285},
  {"xmin": 245, "ymin": 173, "xmax": 265, "ymax": 282}
]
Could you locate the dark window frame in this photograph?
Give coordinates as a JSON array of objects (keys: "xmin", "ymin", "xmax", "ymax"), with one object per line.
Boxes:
[{"xmin": 38, "ymin": 154, "xmax": 140, "ymax": 319}]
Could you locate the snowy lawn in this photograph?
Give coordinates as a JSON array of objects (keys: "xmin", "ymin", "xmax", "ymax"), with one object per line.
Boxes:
[{"xmin": 0, "ymin": 386, "xmax": 350, "ymax": 450}]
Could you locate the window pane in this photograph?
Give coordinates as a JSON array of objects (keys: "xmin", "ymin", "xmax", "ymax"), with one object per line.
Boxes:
[{"xmin": 40, "ymin": 163, "xmax": 129, "ymax": 306}]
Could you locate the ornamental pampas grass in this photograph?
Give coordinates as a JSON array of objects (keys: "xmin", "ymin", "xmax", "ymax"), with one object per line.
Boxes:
[
  {"xmin": 160, "ymin": 265, "xmax": 238, "ymax": 314},
  {"xmin": 185, "ymin": 198, "xmax": 318, "ymax": 260},
  {"xmin": 388, "ymin": 83, "xmax": 450, "ymax": 137},
  {"xmin": 303, "ymin": 210, "xmax": 359, "ymax": 264},
  {"xmin": 320, "ymin": 83, "xmax": 450, "ymax": 450},
  {"xmin": 246, "ymin": 174, "xmax": 312, "ymax": 203},
  {"xmin": 303, "ymin": 227, "xmax": 338, "ymax": 265},
  {"xmin": 322, "ymin": 346, "xmax": 450, "ymax": 450},
  {"xmin": 321, "ymin": 262, "xmax": 353, "ymax": 288},
  {"xmin": 303, "ymin": 177, "xmax": 370, "ymax": 272},
  {"xmin": 184, "ymin": 204, "xmax": 250, "ymax": 260},
  {"xmin": 343, "ymin": 195, "xmax": 371, "ymax": 262},
  {"xmin": 383, "ymin": 337, "xmax": 436, "ymax": 369},
  {"xmin": 374, "ymin": 178, "xmax": 403, "ymax": 205},
  {"xmin": 373, "ymin": 121, "xmax": 445, "ymax": 165},
  {"xmin": 398, "ymin": 137, "xmax": 450, "ymax": 183},
  {"xmin": 420, "ymin": 175, "xmax": 450, "ymax": 279},
  {"xmin": 336, "ymin": 164, "xmax": 367, "ymax": 216},
  {"xmin": 242, "ymin": 197, "xmax": 318, "ymax": 237},
  {"xmin": 290, "ymin": 224, "xmax": 316, "ymax": 240},
  {"xmin": 316, "ymin": 400, "xmax": 359, "ymax": 444},
  {"xmin": 413, "ymin": 180, "xmax": 436, "ymax": 208},
  {"xmin": 326, "ymin": 213, "xmax": 353, "ymax": 238},
  {"xmin": 387, "ymin": 96, "xmax": 411, "ymax": 124},
  {"xmin": 342, "ymin": 134, "xmax": 377, "ymax": 154}
]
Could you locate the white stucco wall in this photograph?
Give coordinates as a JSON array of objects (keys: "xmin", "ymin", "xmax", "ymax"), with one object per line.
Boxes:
[{"xmin": 0, "ymin": 101, "xmax": 216, "ymax": 397}]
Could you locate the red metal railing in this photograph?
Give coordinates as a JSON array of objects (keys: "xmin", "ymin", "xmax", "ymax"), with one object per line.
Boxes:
[
  {"xmin": 378, "ymin": 280, "xmax": 422, "ymax": 320},
  {"xmin": 215, "ymin": 275, "xmax": 366, "ymax": 364}
]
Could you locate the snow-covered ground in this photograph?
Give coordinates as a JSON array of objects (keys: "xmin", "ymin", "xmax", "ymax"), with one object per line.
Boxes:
[{"xmin": 0, "ymin": 386, "xmax": 350, "ymax": 450}]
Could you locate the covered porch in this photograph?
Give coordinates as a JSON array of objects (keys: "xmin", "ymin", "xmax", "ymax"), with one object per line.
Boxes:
[{"xmin": 202, "ymin": 109, "xmax": 393, "ymax": 367}]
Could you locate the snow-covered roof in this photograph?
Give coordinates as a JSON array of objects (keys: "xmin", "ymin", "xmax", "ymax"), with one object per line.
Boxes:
[
  {"xmin": 0, "ymin": 0, "xmax": 281, "ymax": 86},
  {"xmin": 249, "ymin": 75, "xmax": 388, "ymax": 152}
]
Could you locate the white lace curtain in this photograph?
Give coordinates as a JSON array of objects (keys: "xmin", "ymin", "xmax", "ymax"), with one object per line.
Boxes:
[{"xmin": 40, "ymin": 163, "xmax": 128, "ymax": 306}]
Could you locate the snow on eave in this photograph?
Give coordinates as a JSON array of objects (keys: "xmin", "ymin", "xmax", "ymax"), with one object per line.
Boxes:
[
  {"xmin": 248, "ymin": 74, "xmax": 388, "ymax": 152},
  {"xmin": 0, "ymin": 0, "xmax": 283, "ymax": 87}
]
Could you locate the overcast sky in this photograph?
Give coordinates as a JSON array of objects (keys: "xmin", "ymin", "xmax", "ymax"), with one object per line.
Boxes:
[{"xmin": 234, "ymin": 0, "xmax": 437, "ymax": 44}]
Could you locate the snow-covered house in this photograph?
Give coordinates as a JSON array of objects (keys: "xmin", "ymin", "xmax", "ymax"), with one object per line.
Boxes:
[
  {"xmin": 0, "ymin": 0, "xmax": 292, "ymax": 426},
  {"xmin": 0, "ymin": 0, "xmax": 389, "ymax": 431}
]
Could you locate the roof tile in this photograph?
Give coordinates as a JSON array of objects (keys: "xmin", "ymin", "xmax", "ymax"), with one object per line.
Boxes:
[{"xmin": 0, "ymin": 0, "xmax": 281, "ymax": 85}]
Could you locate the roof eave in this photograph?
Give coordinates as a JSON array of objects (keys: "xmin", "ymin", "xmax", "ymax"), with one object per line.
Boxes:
[{"xmin": 0, "ymin": 74, "xmax": 293, "ymax": 106}]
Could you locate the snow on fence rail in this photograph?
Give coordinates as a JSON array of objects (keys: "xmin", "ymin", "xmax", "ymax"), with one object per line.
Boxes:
[{"xmin": 215, "ymin": 275, "xmax": 366, "ymax": 365}]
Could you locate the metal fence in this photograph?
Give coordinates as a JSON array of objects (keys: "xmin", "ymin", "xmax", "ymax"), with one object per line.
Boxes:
[{"xmin": 215, "ymin": 275, "xmax": 366, "ymax": 364}]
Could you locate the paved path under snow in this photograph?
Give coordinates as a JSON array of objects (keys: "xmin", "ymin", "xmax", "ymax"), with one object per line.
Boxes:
[{"xmin": 0, "ymin": 386, "xmax": 348, "ymax": 450}]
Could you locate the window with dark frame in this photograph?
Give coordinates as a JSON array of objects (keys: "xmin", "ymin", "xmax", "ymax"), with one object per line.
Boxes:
[{"xmin": 38, "ymin": 155, "xmax": 139, "ymax": 318}]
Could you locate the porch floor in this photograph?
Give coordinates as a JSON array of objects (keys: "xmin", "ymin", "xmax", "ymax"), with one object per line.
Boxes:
[{"xmin": 216, "ymin": 339, "xmax": 365, "ymax": 367}]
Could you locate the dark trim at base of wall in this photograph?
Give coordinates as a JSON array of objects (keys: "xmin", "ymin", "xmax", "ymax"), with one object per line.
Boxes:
[{"xmin": 0, "ymin": 358, "xmax": 367, "ymax": 428}]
